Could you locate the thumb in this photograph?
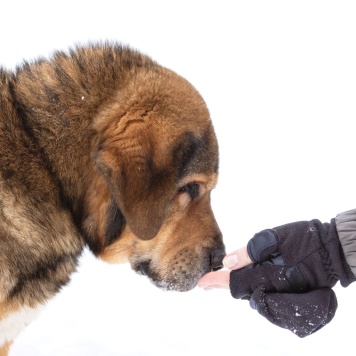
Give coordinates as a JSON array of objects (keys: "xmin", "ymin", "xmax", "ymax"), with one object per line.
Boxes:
[{"xmin": 223, "ymin": 246, "xmax": 253, "ymax": 270}]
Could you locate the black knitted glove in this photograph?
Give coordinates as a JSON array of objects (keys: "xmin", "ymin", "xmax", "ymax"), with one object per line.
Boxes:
[{"xmin": 230, "ymin": 219, "xmax": 355, "ymax": 337}]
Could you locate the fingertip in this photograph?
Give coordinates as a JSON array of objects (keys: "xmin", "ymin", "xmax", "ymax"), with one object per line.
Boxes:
[
  {"xmin": 197, "ymin": 272, "xmax": 212, "ymax": 287},
  {"xmin": 197, "ymin": 278, "xmax": 208, "ymax": 289},
  {"xmin": 223, "ymin": 254, "xmax": 239, "ymax": 269}
]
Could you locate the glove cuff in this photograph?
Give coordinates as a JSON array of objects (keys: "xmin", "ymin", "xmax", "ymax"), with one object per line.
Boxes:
[
  {"xmin": 324, "ymin": 219, "xmax": 356, "ymax": 287},
  {"xmin": 336, "ymin": 209, "xmax": 356, "ymax": 278}
]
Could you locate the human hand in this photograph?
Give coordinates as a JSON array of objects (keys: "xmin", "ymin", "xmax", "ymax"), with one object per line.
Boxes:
[
  {"xmin": 198, "ymin": 248, "xmax": 338, "ymax": 338},
  {"xmin": 198, "ymin": 246, "xmax": 252, "ymax": 290},
  {"xmin": 198, "ymin": 219, "xmax": 356, "ymax": 337}
]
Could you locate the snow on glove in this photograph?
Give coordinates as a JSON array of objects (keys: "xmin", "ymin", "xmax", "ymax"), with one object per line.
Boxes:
[
  {"xmin": 249, "ymin": 286, "xmax": 337, "ymax": 337},
  {"xmin": 230, "ymin": 219, "xmax": 355, "ymax": 336}
]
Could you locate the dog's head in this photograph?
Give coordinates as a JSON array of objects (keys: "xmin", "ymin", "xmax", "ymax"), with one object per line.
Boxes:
[{"xmin": 88, "ymin": 67, "xmax": 225, "ymax": 291}]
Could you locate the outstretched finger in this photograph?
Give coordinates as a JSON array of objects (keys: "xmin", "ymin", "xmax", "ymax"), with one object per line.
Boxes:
[{"xmin": 198, "ymin": 270, "xmax": 230, "ymax": 290}]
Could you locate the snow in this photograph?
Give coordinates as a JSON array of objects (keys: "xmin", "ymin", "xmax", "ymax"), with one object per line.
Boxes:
[{"xmin": 2, "ymin": 1, "xmax": 356, "ymax": 355}]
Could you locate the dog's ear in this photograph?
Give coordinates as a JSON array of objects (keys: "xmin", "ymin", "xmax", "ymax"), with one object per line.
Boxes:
[{"xmin": 95, "ymin": 133, "xmax": 176, "ymax": 241}]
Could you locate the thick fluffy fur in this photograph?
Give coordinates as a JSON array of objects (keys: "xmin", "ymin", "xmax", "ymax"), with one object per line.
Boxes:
[{"xmin": 0, "ymin": 43, "xmax": 225, "ymax": 353}]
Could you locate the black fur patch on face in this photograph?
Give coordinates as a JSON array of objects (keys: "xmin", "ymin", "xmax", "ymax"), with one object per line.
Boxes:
[
  {"xmin": 105, "ymin": 200, "xmax": 126, "ymax": 247},
  {"xmin": 173, "ymin": 128, "xmax": 218, "ymax": 178},
  {"xmin": 174, "ymin": 132, "xmax": 200, "ymax": 178}
]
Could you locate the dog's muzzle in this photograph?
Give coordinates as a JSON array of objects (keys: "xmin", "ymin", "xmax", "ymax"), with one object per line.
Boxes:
[{"xmin": 210, "ymin": 253, "xmax": 226, "ymax": 271}]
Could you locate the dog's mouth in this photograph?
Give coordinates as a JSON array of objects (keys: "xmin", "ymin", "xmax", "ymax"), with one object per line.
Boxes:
[
  {"xmin": 131, "ymin": 250, "xmax": 224, "ymax": 292},
  {"xmin": 137, "ymin": 260, "xmax": 152, "ymax": 277},
  {"xmin": 132, "ymin": 259, "xmax": 203, "ymax": 291}
]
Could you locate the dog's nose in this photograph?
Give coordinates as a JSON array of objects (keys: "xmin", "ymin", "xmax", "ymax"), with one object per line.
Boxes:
[{"xmin": 210, "ymin": 253, "xmax": 226, "ymax": 271}]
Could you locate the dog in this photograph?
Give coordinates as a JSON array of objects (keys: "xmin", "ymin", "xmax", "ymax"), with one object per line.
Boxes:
[{"xmin": 0, "ymin": 43, "xmax": 225, "ymax": 354}]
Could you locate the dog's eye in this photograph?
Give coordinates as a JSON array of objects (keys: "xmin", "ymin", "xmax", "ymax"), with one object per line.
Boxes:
[{"xmin": 178, "ymin": 182, "xmax": 200, "ymax": 199}]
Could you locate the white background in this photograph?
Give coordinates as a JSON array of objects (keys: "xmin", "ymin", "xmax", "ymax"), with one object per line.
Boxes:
[{"xmin": 1, "ymin": 1, "xmax": 356, "ymax": 355}]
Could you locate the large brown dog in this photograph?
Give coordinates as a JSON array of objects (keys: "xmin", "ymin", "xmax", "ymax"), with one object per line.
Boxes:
[{"xmin": 0, "ymin": 43, "xmax": 225, "ymax": 354}]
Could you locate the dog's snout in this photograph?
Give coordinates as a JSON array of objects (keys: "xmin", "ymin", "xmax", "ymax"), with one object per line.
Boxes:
[
  {"xmin": 210, "ymin": 235, "xmax": 226, "ymax": 271},
  {"xmin": 210, "ymin": 253, "xmax": 225, "ymax": 271},
  {"xmin": 210, "ymin": 249, "xmax": 226, "ymax": 271}
]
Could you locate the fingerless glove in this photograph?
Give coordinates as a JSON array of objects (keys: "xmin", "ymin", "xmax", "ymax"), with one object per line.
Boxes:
[{"xmin": 230, "ymin": 219, "xmax": 356, "ymax": 337}]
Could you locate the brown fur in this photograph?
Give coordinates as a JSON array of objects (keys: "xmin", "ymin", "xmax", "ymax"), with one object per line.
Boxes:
[
  {"xmin": 0, "ymin": 43, "xmax": 224, "ymax": 353},
  {"xmin": 0, "ymin": 342, "xmax": 11, "ymax": 356}
]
